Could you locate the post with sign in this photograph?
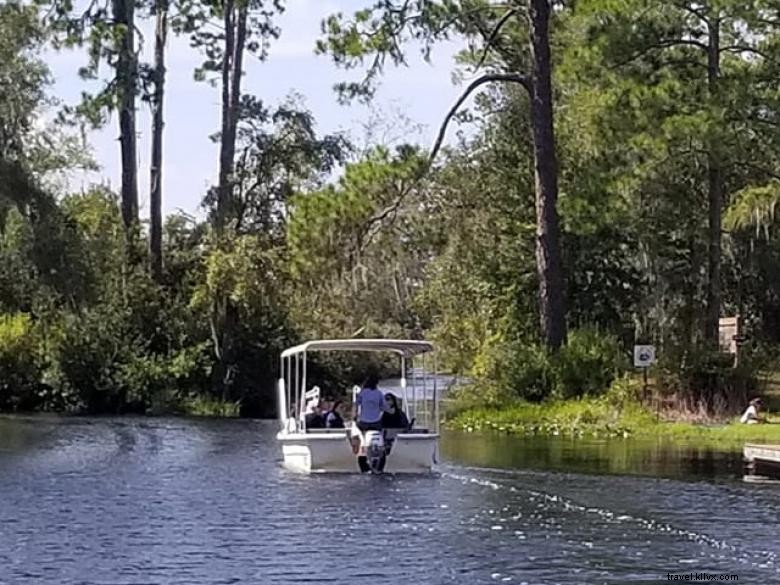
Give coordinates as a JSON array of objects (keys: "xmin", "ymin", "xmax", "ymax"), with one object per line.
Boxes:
[{"xmin": 634, "ymin": 344, "xmax": 656, "ymax": 419}]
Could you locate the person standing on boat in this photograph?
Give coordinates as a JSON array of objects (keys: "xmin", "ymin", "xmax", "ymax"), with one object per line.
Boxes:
[{"xmin": 354, "ymin": 374, "xmax": 386, "ymax": 433}]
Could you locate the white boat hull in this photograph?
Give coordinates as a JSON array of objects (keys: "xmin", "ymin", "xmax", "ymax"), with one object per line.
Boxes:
[{"xmin": 277, "ymin": 431, "xmax": 438, "ymax": 474}]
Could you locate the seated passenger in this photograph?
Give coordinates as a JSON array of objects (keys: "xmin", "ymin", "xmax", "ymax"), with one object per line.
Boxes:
[
  {"xmin": 325, "ymin": 400, "xmax": 346, "ymax": 429},
  {"xmin": 381, "ymin": 393, "xmax": 410, "ymax": 430},
  {"xmin": 304, "ymin": 399, "xmax": 325, "ymax": 429}
]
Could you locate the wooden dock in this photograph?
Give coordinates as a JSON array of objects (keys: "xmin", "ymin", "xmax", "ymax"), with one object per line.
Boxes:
[
  {"xmin": 744, "ymin": 444, "xmax": 780, "ymax": 464},
  {"xmin": 744, "ymin": 444, "xmax": 780, "ymax": 479}
]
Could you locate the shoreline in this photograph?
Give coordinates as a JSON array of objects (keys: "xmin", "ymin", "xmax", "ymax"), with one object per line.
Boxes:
[{"xmin": 446, "ymin": 400, "xmax": 780, "ymax": 445}]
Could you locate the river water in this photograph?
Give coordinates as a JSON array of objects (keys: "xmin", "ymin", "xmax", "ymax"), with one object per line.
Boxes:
[{"xmin": 1, "ymin": 416, "xmax": 778, "ymax": 584}]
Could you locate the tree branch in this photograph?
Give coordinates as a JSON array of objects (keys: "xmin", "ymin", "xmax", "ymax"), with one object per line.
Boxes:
[
  {"xmin": 609, "ymin": 38, "xmax": 708, "ymax": 71},
  {"xmin": 428, "ymin": 73, "xmax": 529, "ymax": 166},
  {"xmin": 730, "ymin": 161, "xmax": 780, "ymax": 182},
  {"xmin": 721, "ymin": 44, "xmax": 775, "ymax": 62},
  {"xmin": 672, "ymin": 1, "xmax": 710, "ymax": 24},
  {"xmin": 472, "ymin": 8, "xmax": 518, "ymax": 72}
]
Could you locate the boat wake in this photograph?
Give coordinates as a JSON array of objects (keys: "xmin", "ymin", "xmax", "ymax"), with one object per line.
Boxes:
[{"xmin": 440, "ymin": 465, "xmax": 779, "ymax": 576}]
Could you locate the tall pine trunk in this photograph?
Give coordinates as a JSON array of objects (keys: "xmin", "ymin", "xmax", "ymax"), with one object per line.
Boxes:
[
  {"xmin": 529, "ymin": 0, "xmax": 566, "ymax": 351},
  {"xmin": 149, "ymin": 0, "xmax": 168, "ymax": 282},
  {"xmin": 704, "ymin": 14, "xmax": 722, "ymax": 347},
  {"xmin": 213, "ymin": 0, "xmax": 248, "ymax": 400},
  {"xmin": 216, "ymin": 0, "xmax": 246, "ymax": 235},
  {"xmin": 113, "ymin": 0, "xmax": 138, "ymax": 235}
]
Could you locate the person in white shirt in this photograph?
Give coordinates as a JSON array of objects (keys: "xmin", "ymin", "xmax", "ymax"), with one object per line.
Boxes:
[{"xmin": 740, "ymin": 398, "xmax": 763, "ymax": 424}]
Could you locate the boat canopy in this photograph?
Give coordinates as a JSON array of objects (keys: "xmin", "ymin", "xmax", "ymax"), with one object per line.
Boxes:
[{"xmin": 281, "ymin": 338, "xmax": 434, "ymax": 359}]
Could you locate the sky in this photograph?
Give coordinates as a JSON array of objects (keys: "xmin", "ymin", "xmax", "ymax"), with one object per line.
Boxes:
[{"xmin": 45, "ymin": 0, "xmax": 466, "ymax": 216}]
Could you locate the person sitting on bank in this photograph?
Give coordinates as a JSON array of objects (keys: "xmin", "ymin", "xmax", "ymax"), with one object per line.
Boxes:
[
  {"xmin": 740, "ymin": 397, "xmax": 764, "ymax": 424},
  {"xmin": 325, "ymin": 400, "xmax": 346, "ymax": 429},
  {"xmin": 381, "ymin": 393, "xmax": 410, "ymax": 430},
  {"xmin": 354, "ymin": 375, "xmax": 385, "ymax": 433}
]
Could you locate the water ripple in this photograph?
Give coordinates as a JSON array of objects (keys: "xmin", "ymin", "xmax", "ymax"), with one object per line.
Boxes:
[{"xmin": 0, "ymin": 417, "xmax": 778, "ymax": 585}]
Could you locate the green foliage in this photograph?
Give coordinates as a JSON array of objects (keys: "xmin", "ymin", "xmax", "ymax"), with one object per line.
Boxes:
[
  {"xmin": 0, "ymin": 313, "xmax": 42, "ymax": 411},
  {"xmin": 449, "ymin": 378, "xmax": 654, "ymax": 438},
  {"xmin": 470, "ymin": 337, "xmax": 557, "ymax": 404},
  {"xmin": 455, "ymin": 328, "xmax": 627, "ymax": 407},
  {"xmin": 448, "ymin": 381, "xmax": 780, "ymax": 442},
  {"xmin": 285, "ymin": 146, "xmax": 428, "ymax": 340},
  {"xmin": 51, "ymin": 308, "xmax": 139, "ymax": 414},
  {"xmin": 655, "ymin": 346, "xmax": 760, "ymax": 415},
  {"xmin": 724, "ymin": 182, "xmax": 780, "ymax": 238},
  {"xmin": 556, "ymin": 327, "xmax": 627, "ymax": 399},
  {"xmin": 181, "ymin": 395, "xmax": 241, "ymax": 417},
  {"xmin": 317, "ymin": 1, "xmax": 525, "ymax": 102},
  {"xmin": 4, "ymin": 0, "xmax": 780, "ymax": 424},
  {"xmin": 0, "ymin": 1, "xmax": 48, "ymax": 161}
]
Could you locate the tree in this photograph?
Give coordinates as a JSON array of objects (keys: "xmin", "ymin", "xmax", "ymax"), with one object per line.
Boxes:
[
  {"xmin": 179, "ymin": 0, "xmax": 285, "ymax": 395},
  {"xmin": 179, "ymin": 0, "xmax": 286, "ymax": 232},
  {"xmin": 318, "ymin": 0, "xmax": 568, "ymax": 350},
  {"xmin": 149, "ymin": 0, "xmax": 169, "ymax": 281},
  {"xmin": 226, "ymin": 95, "xmax": 348, "ymax": 237},
  {"xmin": 286, "ymin": 146, "xmax": 434, "ymax": 341},
  {"xmin": 114, "ymin": 0, "xmax": 139, "ymax": 234},
  {"xmin": 44, "ymin": 0, "xmax": 140, "ymax": 237},
  {"xmin": 568, "ymin": 0, "xmax": 780, "ymax": 346}
]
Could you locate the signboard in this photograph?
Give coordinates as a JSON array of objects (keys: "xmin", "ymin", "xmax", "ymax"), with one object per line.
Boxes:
[
  {"xmin": 633, "ymin": 345, "xmax": 656, "ymax": 368},
  {"xmin": 719, "ymin": 316, "xmax": 740, "ymax": 355}
]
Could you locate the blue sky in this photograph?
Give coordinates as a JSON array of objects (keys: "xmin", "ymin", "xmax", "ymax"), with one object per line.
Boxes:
[{"xmin": 45, "ymin": 0, "xmax": 465, "ymax": 216}]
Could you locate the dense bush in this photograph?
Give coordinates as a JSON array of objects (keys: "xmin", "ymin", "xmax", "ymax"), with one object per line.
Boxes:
[
  {"xmin": 656, "ymin": 347, "xmax": 760, "ymax": 415},
  {"xmin": 555, "ymin": 327, "xmax": 626, "ymax": 399},
  {"xmin": 0, "ymin": 313, "xmax": 42, "ymax": 411},
  {"xmin": 46, "ymin": 308, "xmax": 213, "ymax": 415},
  {"xmin": 462, "ymin": 327, "xmax": 626, "ymax": 405},
  {"xmin": 449, "ymin": 377, "xmax": 653, "ymax": 437}
]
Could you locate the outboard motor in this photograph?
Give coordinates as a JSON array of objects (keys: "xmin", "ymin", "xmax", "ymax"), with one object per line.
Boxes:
[{"xmin": 364, "ymin": 430, "xmax": 386, "ymax": 473}]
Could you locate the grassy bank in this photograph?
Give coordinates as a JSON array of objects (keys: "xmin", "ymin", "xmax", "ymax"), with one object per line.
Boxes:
[{"xmin": 446, "ymin": 398, "xmax": 780, "ymax": 444}]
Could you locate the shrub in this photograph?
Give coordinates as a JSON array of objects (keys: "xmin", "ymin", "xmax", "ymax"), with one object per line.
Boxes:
[
  {"xmin": 51, "ymin": 309, "xmax": 134, "ymax": 413},
  {"xmin": 0, "ymin": 312, "xmax": 42, "ymax": 411},
  {"xmin": 460, "ymin": 327, "xmax": 625, "ymax": 406},
  {"xmin": 469, "ymin": 334, "xmax": 557, "ymax": 404},
  {"xmin": 554, "ymin": 327, "xmax": 626, "ymax": 399},
  {"xmin": 121, "ymin": 343, "xmax": 212, "ymax": 414},
  {"xmin": 656, "ymin": 346, "xmax": 760, "ymax": 415}
]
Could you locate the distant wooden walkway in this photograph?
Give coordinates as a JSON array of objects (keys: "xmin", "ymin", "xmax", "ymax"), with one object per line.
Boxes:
[
  {"xmin": 745, "ymin": 444, "xmax": 780, "ymax": 463},
  {"xmin": 744, "ymin": 444, "xmax": 780, "ymax": 479}
]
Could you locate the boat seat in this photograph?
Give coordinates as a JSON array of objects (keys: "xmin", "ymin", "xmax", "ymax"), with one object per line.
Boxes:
[{"xmin": 306, "ymin": 428, "xmax": 348, "ymax": 434}]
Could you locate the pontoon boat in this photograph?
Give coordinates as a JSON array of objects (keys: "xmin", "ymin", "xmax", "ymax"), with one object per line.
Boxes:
[{"xmin": 276, "ymin": 339, "xmax": 440, "ymax": 474}]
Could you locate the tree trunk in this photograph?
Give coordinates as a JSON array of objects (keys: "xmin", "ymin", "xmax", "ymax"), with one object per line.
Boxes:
[
  {"xmin": 704, "ymin": 14, "xmax": 722, "ymax": 347},
  {"xmin": 216, "ymin": 0, "xmax": 243, "ymax": 235},
  {"xmin": 528, "ymin": 0, "xmax": 567, "ymax": 351},
  {"xmin": 213, "ymin": 1, "xmax": 248, "ymax": 401},
  {"xmin": 149, "ymin": 0, "xmax": 168, "ymax": 282},
  {"xmin": 113, "ymin": 0, "xmax": 138, "ymax": 235}
]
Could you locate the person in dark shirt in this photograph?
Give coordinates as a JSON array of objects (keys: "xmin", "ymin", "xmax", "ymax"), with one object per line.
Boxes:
[
  {"xmin": 325, "ymin": 400, "xmax": 345, "ymax": 429},
  {"xmin": 304, "ymin": 399, "xmax": 325, "ymax": 429},
  {"xmin": 381, "ymin": 393, "xmax": 409, "ymax": 429}
]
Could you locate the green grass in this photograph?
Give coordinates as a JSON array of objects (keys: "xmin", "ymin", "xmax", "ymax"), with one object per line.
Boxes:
[
  {"xmin": 643, "ymin": 419, "xmax": 780, "ymax": 444},
  {"xmin": 181, "ymin": 396, "xmax": 241, "ymax": 417},
  {"xmin": 446, "ymin": 397, "xmax": 780, "ymax": 445}
]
